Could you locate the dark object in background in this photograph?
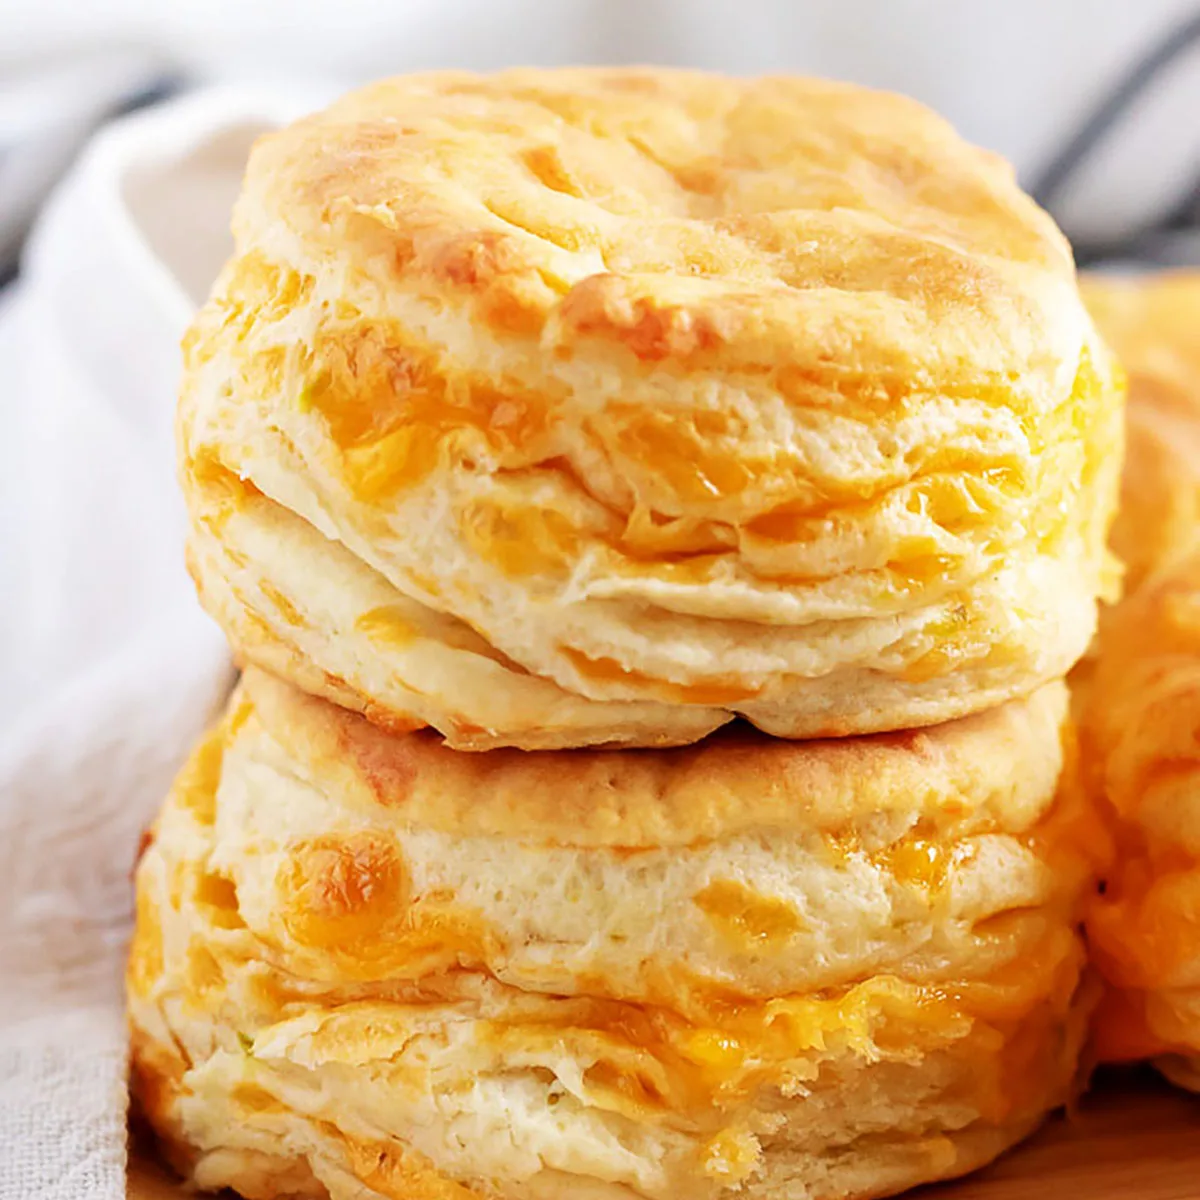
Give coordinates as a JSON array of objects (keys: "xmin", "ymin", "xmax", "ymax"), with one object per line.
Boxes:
[
  {"xmin": 0, "ymin": 65, "xmax": 178, "ymax": 286},
  {"xmin": 1033, "ymin": 10, "xmax": 1200, "ymax": 268}
]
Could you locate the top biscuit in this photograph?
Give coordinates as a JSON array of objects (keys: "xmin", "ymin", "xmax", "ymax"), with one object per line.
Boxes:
[{"xmin": 179, "ymin": 69, "xmax": 1124, "ymax": 749}]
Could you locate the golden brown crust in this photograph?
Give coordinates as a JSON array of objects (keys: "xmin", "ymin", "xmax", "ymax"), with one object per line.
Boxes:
[
  {"xmin": 244, "ymin": 70, "xmax": 1075, "ymax": 373},
  {"xmin": 1083, "ymin": 272, "xmax": 1200, "ymax": 595},
  {"xmin": 242, "ymin": 666, "xmax": 1073, "ymax": 848},
  {"xmin": 179, "ymin": 68, "xmax": 1123, "ymax": 749}
]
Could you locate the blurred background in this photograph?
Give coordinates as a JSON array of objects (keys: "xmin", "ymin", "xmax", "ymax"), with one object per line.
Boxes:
[{"xmin": 3, "ymin": 0, "xmax": 1200, "ymax": 279}]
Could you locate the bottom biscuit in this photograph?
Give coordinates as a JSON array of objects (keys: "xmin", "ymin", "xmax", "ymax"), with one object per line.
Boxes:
[{"xmin": 129, "ymin": 673, "xmax": 1097, "ymax": 1199}]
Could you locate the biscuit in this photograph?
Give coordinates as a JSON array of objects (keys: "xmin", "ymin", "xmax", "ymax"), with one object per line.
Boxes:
[
  {"xmin": 129, "ymin": 668, "xmax": 1100, "ymax": 1199},
  {"xmin": 179, "ymin": 68, "xmax": 1124, "ymax": 749},
  {"xmin": 1082, "ymin": 272, "xmax": 1200, "ymax": 596},
  {"xmin": 1079, "ymin": 273, "xmax": 1200, "ymax": 1087},
  {"xmin": 1085, "ymin": 553, "xmax": 1200, "ymax": 1090}
]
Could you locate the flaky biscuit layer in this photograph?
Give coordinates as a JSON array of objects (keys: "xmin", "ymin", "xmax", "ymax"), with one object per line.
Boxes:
[{"xmin": 179, "ymin": 68, "xmax": 1123, "ymax": 748}]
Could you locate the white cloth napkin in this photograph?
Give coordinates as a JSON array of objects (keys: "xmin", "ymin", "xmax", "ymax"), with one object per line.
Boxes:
[{"xmin": 0, "ymin": 88, "xmax": 319, "ymax": 1199}]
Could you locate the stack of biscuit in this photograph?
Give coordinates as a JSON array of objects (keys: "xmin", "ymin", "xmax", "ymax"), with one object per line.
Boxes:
[
  {"xmin": 1081, "ymin": 274, "xmax": 1200, "ymax": 1092},
  {"xmin": 127, "ymin": 70, "xmax": 1126, "ymax": 1200}
]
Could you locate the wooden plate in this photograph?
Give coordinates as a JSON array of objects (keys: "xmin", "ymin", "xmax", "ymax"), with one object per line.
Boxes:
[{"xmin": 128, "ymin": 1068, "xmax": 1200, "ymax": 1200}]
